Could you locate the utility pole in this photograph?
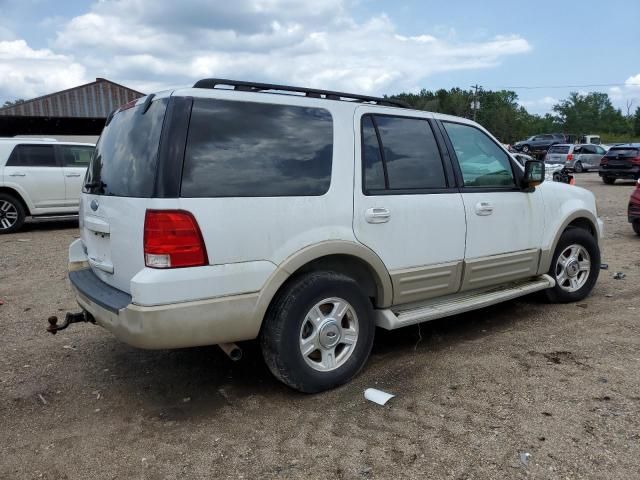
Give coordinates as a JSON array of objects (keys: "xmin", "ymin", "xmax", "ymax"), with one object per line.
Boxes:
[{"xmin": 470, "ymin": 84, "xmax": 481, "ymax": 121}]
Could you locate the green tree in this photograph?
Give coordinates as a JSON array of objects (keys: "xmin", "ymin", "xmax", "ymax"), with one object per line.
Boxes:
[
  {"xmin": 2, "ymin": 99, "xmax": 25, "ymax": 108},
  {"xmin": 634, "ymin": 106, "xmax": 640, "ymax": 136}
]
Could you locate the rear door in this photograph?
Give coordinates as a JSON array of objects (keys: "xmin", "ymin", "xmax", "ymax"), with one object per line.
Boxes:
[
  {"xmin": 589, "ymin": 145, "xmax": 606, "ymax": 169},
  {"xmin": 352, "ymin": 108, "xmax": 466, "ymax": 305},
  {"xmin": 81, "ymin": 96, "xmax": 169, "ymax": 292},
  {"xmin": 57, "ymin": 144, "xmax": 94, "ymax": 207},
  {"xmin": 4, "ymin": 144, "xmax": 66, "ymax": 211},
  {"xmin": 440, "ymin": 120, "xmax": 544, "ymax": 291}
]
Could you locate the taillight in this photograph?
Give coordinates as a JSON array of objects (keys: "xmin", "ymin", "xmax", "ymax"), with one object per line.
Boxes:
[
  {"xmin": 566, "ymin": 153, "xmax": 573, "ymax": 161},
  {"xmin": 144, "ymin": 210, "xmax": 208, "ymax": 269},
  {"xmin": 632, "ymin": 156, "xmax": 640, "ymax": 166},
  {"xmin": 600, "ymin": 157, "xmax": 608, "ymax": 165}
]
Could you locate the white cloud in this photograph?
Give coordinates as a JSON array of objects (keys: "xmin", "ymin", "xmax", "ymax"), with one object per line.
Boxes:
[
  {"xmin": 608, "ymin": 73, "xmax": 640, "ymax": 106},
  {"xmin": 519, "ymin": 96, "xmax": 558, "ymax": 113},
  {"xmin": 0, "ymin": 40, "xmax": 87, "ymax": 102},
  {"xmin": 2, "ymin": 0, "xmax": 532, "ymax": 101}
]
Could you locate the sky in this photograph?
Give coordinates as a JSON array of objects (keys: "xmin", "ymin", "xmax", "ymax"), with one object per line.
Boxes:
[{"xmin": 1, "ymin": 0, "xmax": 639, "ymax": 115}]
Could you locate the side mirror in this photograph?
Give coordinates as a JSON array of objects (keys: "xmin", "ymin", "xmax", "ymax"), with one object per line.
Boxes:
[{"xmin": 522, "ymin": 160, "xmax": 545, "ymax": 190}]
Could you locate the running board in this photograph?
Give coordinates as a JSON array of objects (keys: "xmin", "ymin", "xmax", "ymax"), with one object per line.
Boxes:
[
  {"xmin": 29, "ymin": 214, "xmax": 79, "ymax": 223},
  {"xmin": 375, "ymin": 274, "xmax": 555, "ymax": 330}
]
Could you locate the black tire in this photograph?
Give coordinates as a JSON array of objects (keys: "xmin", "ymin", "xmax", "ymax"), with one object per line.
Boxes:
[
  {"xmin": 260, "ymin": 271, "xmax": 375, "ymax": 393},
  {"xmin": 633, "ymin": 220, "xmax": 640, "ymax": 236},
  {"xmin": 544, "ymin": 228, "xmax": 600, "ymax": 303},
  {"xmin": 574, "ymin": 161, "xmax": 583, "ymax": 173},
  {"xmin": 553, "ymin": 173, "xmax": 562, "ymax": 182},
  {"xmin": 602, "ymin": 176, "xmax": 615, "ymax": 185},
  {"xmin": 0, "ymin": 193, "xmax": 26, "ymax": 234},
  {"xmin": 522, "ymin": 145, "xmax": 530, "ymax": 153}
]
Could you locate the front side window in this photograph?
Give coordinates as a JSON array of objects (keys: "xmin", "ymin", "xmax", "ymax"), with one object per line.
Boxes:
[
  {"xmin": 443, "ymin": 122, "xmax": 516, "ymax": 188},
  {"xmin": 7, "ymin": 145, "xmax": 57, "ymax": 167},
  {"xmin": 361, "ymin": 114, "xmax": 447, "ymax": 193},
  {"xmin": 181, "ymin": 99, "xmax": 333, "ymax": 197},
  {"xmin": 60, "ymin": 146, "xmax": 94, "ymax": 167}
]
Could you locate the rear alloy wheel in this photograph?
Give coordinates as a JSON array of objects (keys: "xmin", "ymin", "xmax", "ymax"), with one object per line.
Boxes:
[
  {"xmin": 602, "ymin": 176, "xmax": 615, "ymax": 185},
  {"xmin": 522, "ymin": 145, "xmax": 530, "ymax": 153},
  {"xmin": 260, "ymin": 271, "xmax": 375, "ymax": 393},
  {"xmin": 545, "ymin": 228, "xmax": 600, "ymax": 303},
  {"xmin": 0, "ymin": 194, "xmax": 25, "ymax": 234},
  {"xmin": 574, "ymin": 161, "xmax": 584, "ymax": 173}
]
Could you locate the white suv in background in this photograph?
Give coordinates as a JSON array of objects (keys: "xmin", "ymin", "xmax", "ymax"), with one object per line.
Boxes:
[
  {"xmin": 0, "ymin": 138, "xmax": 95, "ymax": 233},
  {"xmin": 64, "ymin": 80, "xmax": 603, "ymax": 393}
]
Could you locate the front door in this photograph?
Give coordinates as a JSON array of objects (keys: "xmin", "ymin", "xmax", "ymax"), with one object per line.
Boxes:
[
  {"xmin": 440, "ymin": 121, "xmax": 544, "ymax": 291},
  {"xmin": 352, "ymin": 108, "xmax": 467, "ymax": 305}
]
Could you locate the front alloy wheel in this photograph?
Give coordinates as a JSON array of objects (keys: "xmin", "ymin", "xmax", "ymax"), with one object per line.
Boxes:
[{"xmin": 554, "ymin": 244, "xmax": 591, "ymax": 292}]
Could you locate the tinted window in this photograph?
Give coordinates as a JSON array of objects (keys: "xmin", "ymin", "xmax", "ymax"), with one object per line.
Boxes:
[
  {"xmin": 372, "ymin": 116, "xmax": 446, "ymax": 190},
  {"xmin": 60, "ymin": 146, "xmax": 94, "ymax": 167},
  {"xmin": 181, "ymin": 99, "xmax": 333, "ymax": 197},
  {"xmin": 548, "ymin": 145, "xmax": 570, "ymax": 154},
  {"xmin": 605, "ymin": 147, "xmax": 639, "ymax": 158},
  {"xmin": 7, "ymin": 145, "xmax": 57, "ymax": 167},
  {"xmin": 582, "ymin": 145, "xmax": 596, "ymax": 154},
  {"xmin": 443, "ymin": 122, "xmax": 515, "ymax": 188},
  {"xmin": 362, "ymin": 116, "xmax": 386, "ymax": 192},
  {"xmin": 84, "ymin": 98, "xmax": 168, "ymax": 196}
]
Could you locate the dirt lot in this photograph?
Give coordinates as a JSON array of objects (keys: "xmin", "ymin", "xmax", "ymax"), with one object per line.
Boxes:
[{"xmin": 1, "ymin": 173, "xmax": 639, "ymax": 479}]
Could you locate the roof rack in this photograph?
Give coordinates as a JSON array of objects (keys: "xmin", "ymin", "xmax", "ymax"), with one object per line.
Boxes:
[{"xmin": 192, "ymin": 78, "xmax": 407, "ymax": 108}]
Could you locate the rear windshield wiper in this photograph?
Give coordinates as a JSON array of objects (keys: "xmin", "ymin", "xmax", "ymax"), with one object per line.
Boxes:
[{"xmin": 84, "ymin": 181, "xmax": 107, "ymax": 190}]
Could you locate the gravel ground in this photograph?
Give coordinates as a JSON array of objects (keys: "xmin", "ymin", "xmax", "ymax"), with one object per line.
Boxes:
[{"xmin": 1, "ymin": 173, "xmax": 639, "ymax": 479}]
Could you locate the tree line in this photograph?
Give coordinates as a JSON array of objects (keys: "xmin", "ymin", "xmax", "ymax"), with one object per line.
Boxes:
[{"xmin": 389, "ymin": 89, "xmax": 640, "ymax": 144}]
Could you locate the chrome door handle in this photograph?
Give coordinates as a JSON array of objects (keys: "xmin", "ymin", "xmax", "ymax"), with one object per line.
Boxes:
[
  {"xmin": 475, "ymin": 202, "xmax": 494, "ymax": 216},
  {"xmin": 9, "ymin": 173, "xmax": 26, "ymax": 177},
  {"xmin": 365, "ymin": 207, "xmax": 391, "ymax": 224},
  {"xmin": 65, "ymin": 173, "xmax": 82, "ymax": 177}
]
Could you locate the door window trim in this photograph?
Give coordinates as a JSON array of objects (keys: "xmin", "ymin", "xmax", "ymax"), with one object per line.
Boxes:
[
  {"xmin": 436, "ymin": 119, "xmax": 524, "ymax": 192},
  {"xmin": 359, "ymin": 113, "xmax": 458, "ymax": 196}
]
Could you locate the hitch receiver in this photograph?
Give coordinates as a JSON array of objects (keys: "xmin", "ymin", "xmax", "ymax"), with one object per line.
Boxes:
[{"xmin": 47, "ymin": 311, "xmax": 95, "ymax": 334}]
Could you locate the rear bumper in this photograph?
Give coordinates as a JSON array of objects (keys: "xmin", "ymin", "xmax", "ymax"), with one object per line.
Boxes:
[
  {"xmin": 599, "ymin": 167, "xmax": 640, "ymax": 179},
  {"xmin": 70, "ymin": 268, "xmax": 261, "ymax": 349}
]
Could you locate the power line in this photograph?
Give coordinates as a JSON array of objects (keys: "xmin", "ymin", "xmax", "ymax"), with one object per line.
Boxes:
[{"xmin": 488, "ymin": 82, "xmax": 640, "ymax": 90}]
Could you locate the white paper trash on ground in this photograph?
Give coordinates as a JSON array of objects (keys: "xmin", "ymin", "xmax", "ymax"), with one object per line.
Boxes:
[{"xmin": 364, "ymin": 388, "xmax": 395, "ymax": 406}]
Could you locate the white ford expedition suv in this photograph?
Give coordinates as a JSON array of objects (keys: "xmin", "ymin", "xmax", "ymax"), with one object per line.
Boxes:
[
  {"xmin": 63, "ymin": 79, "xmax": 603, "ymax": 393},
  {"xmin": 0, "ymin": 138, "xmax": 94, "ymax": 233}
]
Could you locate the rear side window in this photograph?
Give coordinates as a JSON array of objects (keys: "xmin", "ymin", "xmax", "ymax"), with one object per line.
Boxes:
[
  {"xmin": 361, "ymin": 114, "xmax": 447, "ymax": 194},
  {"xmin": 59, "ymin": 146, "xmax": 94, "ymax": 167},
  {"xmin": 84, "ymin": 98, "xmax": 168, "ymax": 196},
  {"xmin": 181, "ymin": 99, "xmax": 333, "ymax": 197},
  {"xmin": 7, "ymin": 145, "xmax": 57, "ymax": 167},
  {"xmin": 548, "ymin": 145, "xmax": 570, "ymax": 154}
]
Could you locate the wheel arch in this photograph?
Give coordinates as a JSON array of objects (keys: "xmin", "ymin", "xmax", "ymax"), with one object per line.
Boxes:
[
  {"xmin": 0, "ymin": 186, "xmax": 31, "ymax": 215},
  {"xmin": 538, "ymin": 210, "xmax": 599, "ymax": 274},
  {"xmin": 254, "ymin": 241, "xmax": 393, "ymax": 331}
]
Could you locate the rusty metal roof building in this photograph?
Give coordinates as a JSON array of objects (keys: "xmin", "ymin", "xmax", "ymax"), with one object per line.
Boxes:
[
  {"xmin": 0, "ymin": 78, "xmax": 145, "ymax": 138},
  {"xmin": 0, "ymin": 78, "xmax": 144, "ymax": 118}
]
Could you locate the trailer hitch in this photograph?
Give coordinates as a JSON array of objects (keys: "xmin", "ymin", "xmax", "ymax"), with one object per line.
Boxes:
[{"xmin": 46, "ymin": 311, "xmax": 95, "ymax": 334}]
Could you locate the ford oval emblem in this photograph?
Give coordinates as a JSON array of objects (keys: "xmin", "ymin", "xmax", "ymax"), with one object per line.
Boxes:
[{"xmin": 90, "ymin": 199, "xmax": 99, "ymax": 211}]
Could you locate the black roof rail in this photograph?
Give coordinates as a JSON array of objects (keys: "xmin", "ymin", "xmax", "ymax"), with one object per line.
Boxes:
[{"xmin": 192, "ymin": 78, "xmax": 408, "ymax": 108}]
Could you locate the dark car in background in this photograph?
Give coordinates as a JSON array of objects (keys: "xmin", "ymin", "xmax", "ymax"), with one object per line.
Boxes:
[
  {"xmin": 513, "ymin": 134, "xmax": 565, "ymax": 154},
  {"xmin": 599, "ymin": 144, "xmax": 640, "ymax": 184},
  {"xmin": 629, "ymin": 179, "xmax": 640, "ymax": 235}
]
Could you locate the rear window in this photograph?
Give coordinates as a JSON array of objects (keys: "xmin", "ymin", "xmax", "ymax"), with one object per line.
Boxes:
[
  {"xmin": 84, "ymin": 98, "xmax": 168, "ymax": 196},
  {"xmin": 605, "ymin": 147, "xmax": 639, "ymax": 158},
  {"xmin": 181, "ymin": 99, "xmax": 333, "ymax": 197},
  {"xmin": 548, "ymin": 145, "xmax": 570, "ymax": 154}
]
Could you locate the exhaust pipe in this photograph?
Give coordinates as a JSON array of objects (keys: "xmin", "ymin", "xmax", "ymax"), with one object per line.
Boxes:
[{"xmin": 218, "ymin": 342, "xmax": 242, "ymax": 361}]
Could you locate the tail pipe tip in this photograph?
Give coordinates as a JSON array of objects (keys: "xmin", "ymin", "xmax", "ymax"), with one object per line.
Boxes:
[{"xmin": 218, "ymin": 342, "xmax": 242, "ymax": 361}]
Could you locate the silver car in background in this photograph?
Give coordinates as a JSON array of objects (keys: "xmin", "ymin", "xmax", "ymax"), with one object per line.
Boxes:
[{"xmin": 545, "ymin": 144, "xmax": 607, "ymax": 173}]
